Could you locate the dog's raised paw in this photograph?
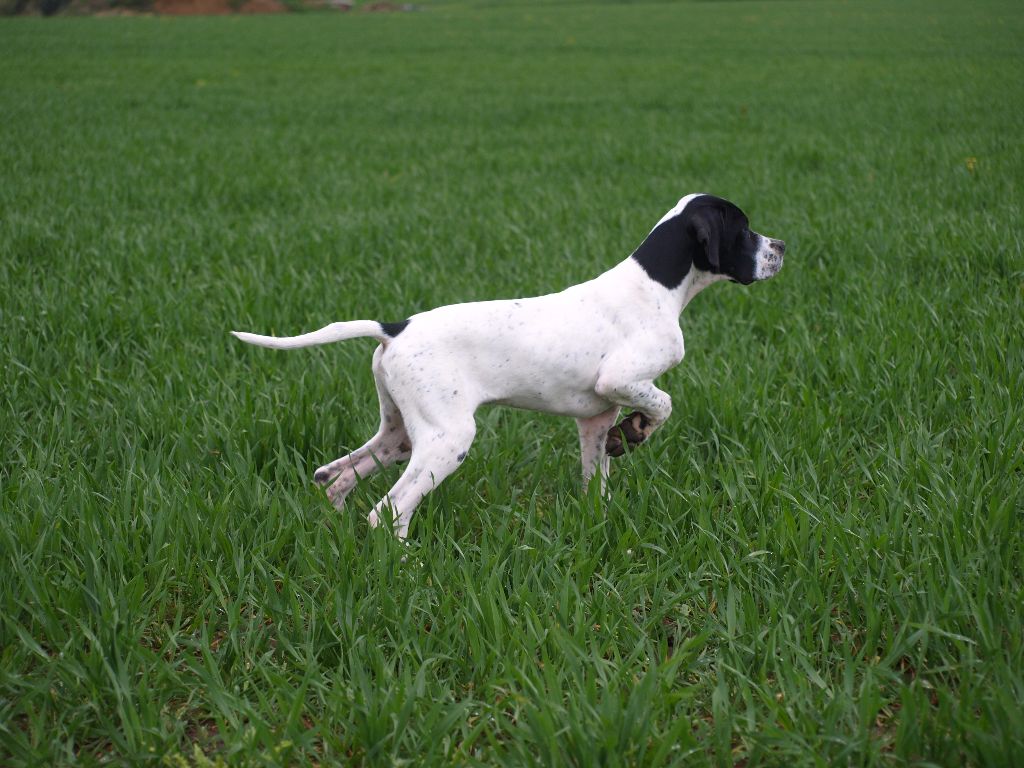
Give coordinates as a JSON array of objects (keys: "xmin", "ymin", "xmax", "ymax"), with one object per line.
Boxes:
[
  {"xmin": 606, "ymin": 412, "xmax": 651, "ymax": 457},
  {"xmin": 606, "ymin": 430, "xmax": 625, "ymax": 457}
]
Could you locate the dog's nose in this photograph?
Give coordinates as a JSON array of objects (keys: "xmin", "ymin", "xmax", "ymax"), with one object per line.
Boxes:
[{"xmin": 772, "ymin": 239, "xmax": 786, "ymax": 256}]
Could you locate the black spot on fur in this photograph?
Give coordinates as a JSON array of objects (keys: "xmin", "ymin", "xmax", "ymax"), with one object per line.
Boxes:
[
  {"xmin": 456, "ymin": 451, "xmax": 467, "ymax": 463},
  {"xmin": 379, "ymin": 319, "xmax": 410, "ymax": 338},
  {"xmin": 631, "ymin": 215, "xmax": 693, "ymax": 289}
]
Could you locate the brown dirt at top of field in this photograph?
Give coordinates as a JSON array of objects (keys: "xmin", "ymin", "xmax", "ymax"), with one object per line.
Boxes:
[
  {"xmin": 152, "ymin": 0, "xmax": 286, "ymax": 15},
  {"xmin": 52, "ymin": 0, "xmax": 414, "ymax": 15}
]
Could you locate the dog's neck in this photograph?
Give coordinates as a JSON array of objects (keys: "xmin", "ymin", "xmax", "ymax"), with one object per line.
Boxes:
[
  {"xmin": 624, "ymin": 213, "xmax": 727, "ymax": 315},
  {"xmin": 629, "ymin": 213, "xmax": 694, "ymax": 290},
  {"xmin": 673, "ymin": 268, "xmax": 728, "ymax": 313},
  {"xmin": 601, "ymin": 257, "xmax": 725, "ymax": 318}
]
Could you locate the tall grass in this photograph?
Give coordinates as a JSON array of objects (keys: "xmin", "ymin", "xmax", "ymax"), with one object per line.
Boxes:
[{"xmin": 1, "ymin": 1, "xmax": 1022, "ymax": 764}]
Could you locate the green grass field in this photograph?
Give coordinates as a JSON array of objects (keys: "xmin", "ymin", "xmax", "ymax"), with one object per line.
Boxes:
[{"xmin": 2, "ymin": 0, "xmax": 1023, "ymax": 764}]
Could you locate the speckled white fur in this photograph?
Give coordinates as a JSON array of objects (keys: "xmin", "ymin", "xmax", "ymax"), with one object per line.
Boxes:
[
  {"xmin": 232, "ymin": 195, "xmax": 774, "ymax": 540},
  {"xmin": 753, "ymin": 236, "xmax": 785, "ymax": 281}
]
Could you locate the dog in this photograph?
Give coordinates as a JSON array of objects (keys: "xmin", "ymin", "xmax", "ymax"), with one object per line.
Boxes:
[{"xmin": 232, "ymin": 193, "xmax": 784, "ymax": 539}]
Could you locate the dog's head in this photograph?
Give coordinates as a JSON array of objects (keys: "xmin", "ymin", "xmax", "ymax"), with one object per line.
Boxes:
[
  {"xmin": 632, "ymin": 194, "xmax": 784, "ymax": 289},
  {"xmin": 685, "ymin": 194, "xmax": 784, "ymax": 285}
]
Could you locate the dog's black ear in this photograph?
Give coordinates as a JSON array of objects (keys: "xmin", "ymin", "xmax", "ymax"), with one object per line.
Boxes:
[{"xmin": 690, "ymin": 207, "xmax": 722, "ymax": 271}]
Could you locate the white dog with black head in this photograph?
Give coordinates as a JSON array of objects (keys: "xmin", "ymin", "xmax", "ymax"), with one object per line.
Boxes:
[{"xmin": 232, "ymin": 193, "xmax": 785, "ymax": 539}]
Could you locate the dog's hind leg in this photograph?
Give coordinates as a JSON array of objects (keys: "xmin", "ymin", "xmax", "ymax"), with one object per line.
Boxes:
[
  {"xmin": 321, "ymin": 432, "xmax": 411, "ymax": 510},
  {"xmin": 314, "ymin": 347, "xmax": 411, "ymax": 509},
  {"xmin": 368, "ymin": 414, "xmax": 476, "ymax": 541},
  {"xmin": 577, "ymin": 406, "xmax": 620, "ymax": 495}
]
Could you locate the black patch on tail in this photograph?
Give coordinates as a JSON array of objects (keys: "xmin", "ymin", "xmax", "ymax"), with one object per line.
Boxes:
[{"xmin": 379, "ymin": 319, "xmax": 410, "ymax": 338}]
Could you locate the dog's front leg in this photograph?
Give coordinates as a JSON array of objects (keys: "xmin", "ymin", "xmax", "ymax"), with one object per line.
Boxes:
[
  {"xmin": 576, "ymin": 406, "xmax": 620, "ymax": 494},
  {"xmin": 594, "ymin": 377, "xmax": 672, "ymax": 457}
]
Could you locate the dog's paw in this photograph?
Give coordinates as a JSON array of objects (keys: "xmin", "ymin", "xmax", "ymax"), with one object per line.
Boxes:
[
  {"xmin": 606, "ymin": 412, "xmax": 651, "ymax": 457},
  {"xmin": 313, "ymin": 466, "xmax": 335, "ymax": 486},
  {"xmin": 606, "ymin": 430, "xmax": 626, "ymax": 457}
]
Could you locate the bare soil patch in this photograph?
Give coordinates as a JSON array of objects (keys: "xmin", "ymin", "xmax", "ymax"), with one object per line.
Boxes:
[{"xmin": 153, "ymin": 0, "xmax": 285, "ymax": 14}]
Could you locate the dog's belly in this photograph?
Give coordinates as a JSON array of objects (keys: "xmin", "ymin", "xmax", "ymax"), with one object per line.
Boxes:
[{"xmin": 488, "ymin": 389, "xmax": 612, "ymax": 419}]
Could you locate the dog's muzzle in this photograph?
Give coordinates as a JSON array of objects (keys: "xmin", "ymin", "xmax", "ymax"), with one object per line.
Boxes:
[{"xmin": 755, "ymin": 237, "xmax": 785, "ymax": 280}]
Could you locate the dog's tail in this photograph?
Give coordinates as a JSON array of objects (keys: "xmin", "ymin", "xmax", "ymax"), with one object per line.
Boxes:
[{"xmin": 231, "ymin": 320, "xmax": 395, "ymax": 350}]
